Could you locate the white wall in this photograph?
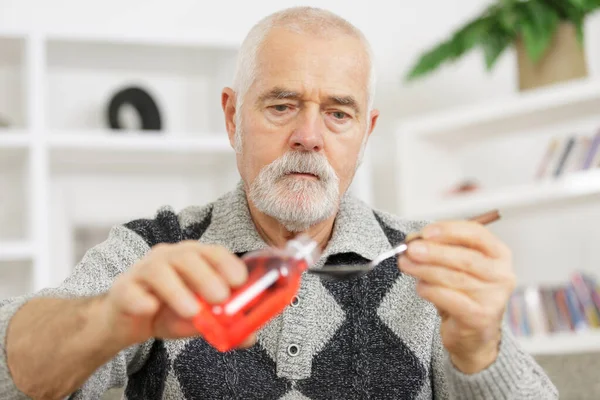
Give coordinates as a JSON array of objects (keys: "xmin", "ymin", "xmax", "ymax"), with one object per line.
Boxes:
[{"xmin": 6, "ymin": 0, "xmax": 599, "ymax": 212}]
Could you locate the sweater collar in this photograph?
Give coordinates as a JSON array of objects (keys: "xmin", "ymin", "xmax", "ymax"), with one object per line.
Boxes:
[{"xmin": 199, "ymin": 181, "xmax": 394, "ymax": 265}]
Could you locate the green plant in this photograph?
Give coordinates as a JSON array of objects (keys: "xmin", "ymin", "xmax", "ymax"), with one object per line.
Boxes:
[{"xmin": 405, "ymin": 0, "xmax": 600, "ymax": 81}]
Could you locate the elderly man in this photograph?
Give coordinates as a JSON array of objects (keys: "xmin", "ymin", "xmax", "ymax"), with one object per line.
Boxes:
[{"xmin": 1, "ymin": 6, "xmax": 556, "ymax": 400}]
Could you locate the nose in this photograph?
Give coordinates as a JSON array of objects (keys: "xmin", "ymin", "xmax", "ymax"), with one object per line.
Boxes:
[{"xmin": 288, "ymin": 107, "xmax": 324, "ymax": 152}]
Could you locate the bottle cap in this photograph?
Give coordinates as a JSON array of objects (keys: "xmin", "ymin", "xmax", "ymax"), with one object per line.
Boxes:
[{"xmin": 286, "ymin": 234, "xmax": 321, "ymax": 267}]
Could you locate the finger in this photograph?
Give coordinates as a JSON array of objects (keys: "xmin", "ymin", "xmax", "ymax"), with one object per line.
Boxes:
[
  {"xmin": 415, "ymin": 282, "xmax": 482, "ymax": 327},
  {"xmin": 405, "ymin": 240, "xmax": 500, "ymax": 282},
  {"xmin": 111, "ymin": 275, "xmax": 160, "ymax": 316},
  {"xmin": 238, "ymin": 333, "xmax": 257, "ymax": 349},
  {"xmin": 169, "ymin": 251, "xmax": 231, "ymax": 304},
  {"xmin": 421, "ymin": 220, "xmax": 510, "ymax": 259},
  {"xmin": 198, "ymin": 244, "xmax": 248, "ymax": 288},
  {"xmin": 136, "ymin": 263, "xmax": 200, "ymax": 319},
  {"xmin": 153, "ymin": 306, "xmax": 200, "ymax": 339},
  {"xmin": 399, "ymin": 257, "xmax": 482, "ymax": 293}
]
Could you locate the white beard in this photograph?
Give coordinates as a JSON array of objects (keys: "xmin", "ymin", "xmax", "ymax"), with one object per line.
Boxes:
[{"xmin": 248, "ymin": 150, "xmax": 340, "ymax": 232}]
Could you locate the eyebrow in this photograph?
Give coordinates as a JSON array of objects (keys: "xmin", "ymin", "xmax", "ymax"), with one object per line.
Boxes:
[
  {"xmin": 258, "ymin": 87, "xmax": 301, "ymax": 102},
  {"xmin": 258, "ymin": 86, "xmax": 361, "ymax": 115}
]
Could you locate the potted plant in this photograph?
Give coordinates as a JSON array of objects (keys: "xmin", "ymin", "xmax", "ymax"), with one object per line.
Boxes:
[{"xmin": 405, "ymin": 0, "xmax": 600, "ymax": 91}]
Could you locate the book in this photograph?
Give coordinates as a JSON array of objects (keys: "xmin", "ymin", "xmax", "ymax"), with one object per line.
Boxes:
[
  {"xmin": 554, "ymin": 288, "xmax": 574, "ymax": 331},
  {"xmin": 540, "ymin": 287, "xmax": 563, "ymax": 333},
  {"xmin": 505, "ymin": 272, "xmax": 600, "ymax": 337},
  {"xmin": 523, "ymin": 286, "xmax": 549, "ymax": 334},
  {"xmin": 535, "ymin": 138, "xmax": 560, "ymax": 179},
  {"xmin": 581, "ymin": 130, "xmax": 600, "ymax": 169},
  {"xmin": 553, "ymin": 136, "xmax": 577, "ymax": 177},
  {"xmin": 565, "ymin": 136, "xmax": 591, "ymax": 173},
  {"xmin": 564, "ymin": 285, "xmax": 588, "ymax": 331},
  {"xmin": 570, "ymin": 272, "xmax": 600, "ymax": 328},
  {"xmin": 582, "ymin": 273, "xmax": 600, "ymax": 316}
]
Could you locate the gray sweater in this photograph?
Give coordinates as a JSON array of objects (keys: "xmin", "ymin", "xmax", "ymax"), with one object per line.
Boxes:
[{"xmin": 1, "ymin": 182, "xmax": 558, "ymax": 399}]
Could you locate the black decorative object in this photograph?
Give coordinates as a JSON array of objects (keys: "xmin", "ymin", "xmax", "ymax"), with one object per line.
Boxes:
[{"xmin": 106, "ymin": 86, "xmax": 162, "ymax": 131}]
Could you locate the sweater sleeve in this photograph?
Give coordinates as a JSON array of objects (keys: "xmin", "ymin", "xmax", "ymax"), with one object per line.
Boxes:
[
  {"xmin": 431, "ymin": 320, "xmax": 558, "ymax": 399},
  {"xmin": 0, "ymin": 225, "xmax": 156, "ymax": 400}
]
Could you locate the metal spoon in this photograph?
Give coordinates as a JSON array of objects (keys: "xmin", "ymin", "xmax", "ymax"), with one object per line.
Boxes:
[{"xmin": 308, "ymin": 209, "xmax": 501, "ymax": 280}]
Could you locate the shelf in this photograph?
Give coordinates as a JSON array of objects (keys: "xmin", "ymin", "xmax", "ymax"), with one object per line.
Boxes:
[
  {"xmin": 518, "ymin": 330, "xmax": 600, "ymax": 355},
  {"xmin": 48, "ymin": 131, "xmax": 232, "ymax": 153},
  {"xmin": 0, "ymin": 241, "xmax": 33, "ymax": 261},
  {"xmin": 0, "ymin": 130, "xmax": 30, "ymax": 148},
  {"xmin": 0, "ymin": 131, "xmax": 29, "ymax": 163},
  {"xmin": 411, "ymin": 169, "xmax": 600, "ymax": 220},
  {"xmin": 398, "ymin": 77, "xmax": 600, "ymax": 143},
  {"xmin": 0, "ymin": 30, "xmax": 26, "ymax": 39}
]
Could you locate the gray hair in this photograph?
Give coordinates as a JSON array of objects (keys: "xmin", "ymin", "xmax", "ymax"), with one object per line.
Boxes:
[{"xmin": 231, "ymin": 6, "xmax": 377, "ymax": 152}]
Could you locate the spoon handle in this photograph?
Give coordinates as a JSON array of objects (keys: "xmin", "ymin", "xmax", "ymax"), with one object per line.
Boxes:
[
  {"xmin": 407, "ymin": 208, "xmax": 500, "ymax": 241},
  {"xmin": 470, "ymin": 209, "xmax": 501, "ymax": 225}
]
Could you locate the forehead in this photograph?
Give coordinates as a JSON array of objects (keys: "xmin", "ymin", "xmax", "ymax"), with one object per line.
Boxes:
[{"xmin": 252, "ymin": 27, "xmax": 370, "ymax": 103}]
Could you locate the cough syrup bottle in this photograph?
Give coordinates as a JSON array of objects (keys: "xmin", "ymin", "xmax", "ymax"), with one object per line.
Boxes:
[{"xmin": 192, "ymin": 234, "xmax": 321, "ymax": 352}]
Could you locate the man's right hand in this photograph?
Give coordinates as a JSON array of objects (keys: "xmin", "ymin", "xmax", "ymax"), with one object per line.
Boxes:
[
  {"xmin": 102, "ymin": 240, "xmax": 255, "ymax": 348},
  {"xmin": 4, "ymin": 240, "xmax": 255, "ymax": 399}
]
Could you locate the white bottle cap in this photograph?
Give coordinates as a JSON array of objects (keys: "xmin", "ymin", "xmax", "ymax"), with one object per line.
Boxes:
[{"xmin": 286, "ymin": 234, "xmax": 321, "ymax": 267}]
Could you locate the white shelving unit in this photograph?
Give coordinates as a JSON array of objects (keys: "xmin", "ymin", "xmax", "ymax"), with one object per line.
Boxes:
[
  {"xmin": 48, "ymin": 131, "xmax": 232, "ymax": 152},
  {"xmin": 0, "ymin": 29, "xmax": 375, "ymax": 298},
  {"xmin": 0, "ymin": 241, "xmax": 33, "ymax": 262},
  {"xmin": 395, "ymin": 77, "xmax": 600, "ymax": 356},
  {"xmin": 0, "ymin": 130, "xmax": 30, "ymax": 147},
  {"xmin": 418, "ymin": 168, "xmax": 600, "ymax": 221}
]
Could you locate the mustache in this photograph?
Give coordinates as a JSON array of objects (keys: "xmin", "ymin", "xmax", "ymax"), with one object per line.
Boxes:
[{"xmin": 266, "ymin": 151, "xmax": 337, "ymax": 182}]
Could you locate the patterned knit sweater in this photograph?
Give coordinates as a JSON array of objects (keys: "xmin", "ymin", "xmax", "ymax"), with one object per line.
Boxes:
[{"xmin": 0, "ymin": 182, "xmax": 558, "ymax": 399}]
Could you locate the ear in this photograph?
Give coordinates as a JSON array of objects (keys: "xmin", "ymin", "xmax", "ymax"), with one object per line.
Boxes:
[
  {"xmin": 367, "ymin": 109, "xmax": 380, "ymax": 137},
  {"xmin": 221, "ymin": 87, "xmax": 237, "ymax": 147}
]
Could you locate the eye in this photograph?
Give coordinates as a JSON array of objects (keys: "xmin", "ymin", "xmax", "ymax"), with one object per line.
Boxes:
[
  {"xmin": 332, "ymin": 111, "xmax": 348, "ymax": 120},
  {"xmin": 272, "ymin": 104, "xmax": 290, "ymax": 112}
]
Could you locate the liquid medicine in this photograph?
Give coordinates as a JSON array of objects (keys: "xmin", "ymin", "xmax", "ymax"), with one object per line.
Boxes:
[{"xmin": 192, "ymin": 234, "xmax": 321, "ymax": 352}]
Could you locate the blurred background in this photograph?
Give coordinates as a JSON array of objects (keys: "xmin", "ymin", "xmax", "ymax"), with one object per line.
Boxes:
[{"xmin": 1, "ymin": 0, "xmax": 600, "ymax": 398}]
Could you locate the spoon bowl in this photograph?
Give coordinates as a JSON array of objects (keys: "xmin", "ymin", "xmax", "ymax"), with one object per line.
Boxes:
[{"xmin": 308, "ymin": 265, "xmax": 375, "ymax": 280}]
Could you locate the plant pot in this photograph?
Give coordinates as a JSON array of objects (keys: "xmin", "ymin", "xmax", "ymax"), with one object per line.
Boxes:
[{"xmin": 516, "ymin": 22, "xmax": 588, "ymax": 91}]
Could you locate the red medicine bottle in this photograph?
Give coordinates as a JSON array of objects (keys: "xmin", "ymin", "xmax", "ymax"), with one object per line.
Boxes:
[{"xmin": 192, "ymin": 234, "xmax": 321, "ymax": 352}]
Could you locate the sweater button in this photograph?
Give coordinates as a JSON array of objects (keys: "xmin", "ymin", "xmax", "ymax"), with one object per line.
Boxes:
[
  {"xmin": 287, "ymin": 344, "xmax": 300, "ymax": 357},
  {"xmin": 290, "ymin": 295, "xmax": 300, "ymax": 307}
]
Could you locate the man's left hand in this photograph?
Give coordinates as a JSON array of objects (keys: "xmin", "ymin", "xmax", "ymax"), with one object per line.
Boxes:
[{"xmin": 398, "ymin": 219, "xmax": 516, "ymax": 374}]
